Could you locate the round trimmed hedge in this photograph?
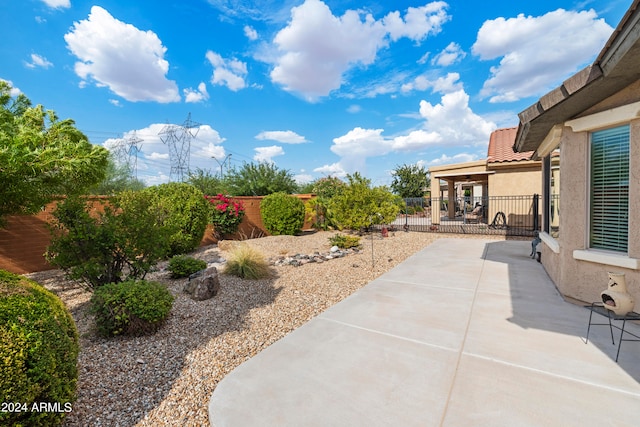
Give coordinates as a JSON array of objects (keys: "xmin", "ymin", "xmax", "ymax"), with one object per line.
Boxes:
[
  {"xmin": 0, "ymin": 270, "xmax": 79, "ymax": 427},
  {"xmin": 90, "ymin": 280, "xmax": 174, "ymax": 337},
  {"xmin": 144, "ymin": 182, "xmax": 210, "ymax": 257},
  {"xmin": 260, "ymin": 192, "xmax": 305, "ymax": 236}
]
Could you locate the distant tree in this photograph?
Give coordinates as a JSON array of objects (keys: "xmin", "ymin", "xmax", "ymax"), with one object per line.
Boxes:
[
  {"xmin": 390, "ymin": 164, "xmax": 429, "ymax": 198},
  {"xmin": 187, "ymin": 168, "xmax": 228, "ymax": 196},
  {"xmin": 225, "ymin": 162, "xmax": 297, "ymax": 196},
  {"xmin": 0, "ymin": 81, "xmax": 109, "ymax": 225},
  {"xmin": 89, "ymin": 154, "xmax": 145, "ymax": 195},
  {"xmin": 312, "ymin": 176, "xmax": 346, "ymax": 199},
  {"xmin": 297, "ymin": 181, "xmax": 316, "ymax": 194}
]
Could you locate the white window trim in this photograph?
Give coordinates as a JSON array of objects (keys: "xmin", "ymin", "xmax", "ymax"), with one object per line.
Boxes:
[
  {"xmin": 540, "ymin": 232, "xmax": 560, "ymax": 253},
  {"xmin": 573, "ymin": 249, "xmax": 639, "ymax": 270}
]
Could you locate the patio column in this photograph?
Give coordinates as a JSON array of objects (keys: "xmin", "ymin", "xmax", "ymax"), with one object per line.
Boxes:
[
  {"xmin": 431, "ymin": 177, "xmax": 440, "ymax": 224},
  {"xmin": 448, "ymin": 180, "xmax": 456, "ymax": 219}
]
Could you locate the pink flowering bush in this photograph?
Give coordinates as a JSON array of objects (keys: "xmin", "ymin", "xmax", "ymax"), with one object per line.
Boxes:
[{"xmin": 205, "ymin": 194, "xmax": 245, "ymax": 239}]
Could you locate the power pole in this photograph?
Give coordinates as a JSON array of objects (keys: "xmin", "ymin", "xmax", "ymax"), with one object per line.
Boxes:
[
  {"xmin": 212, "ymin": 154, "xmax": 232, "ymax": 178},
  {"xmin": 125, "ymin": 131, "xmax": 143, "ymax": 179},
  {"xmin": 158, "ymin": 113, "xmax": 201, "ymax": 182}
]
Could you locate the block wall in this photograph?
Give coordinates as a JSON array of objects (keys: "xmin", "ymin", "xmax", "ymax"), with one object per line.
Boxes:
[{"xmin": 0, "ymin": 194, "xmax": 315, "ymax": 274}]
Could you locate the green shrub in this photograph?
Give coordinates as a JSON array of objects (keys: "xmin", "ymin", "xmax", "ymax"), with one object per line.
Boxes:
[
  {"xmin": 260, "ymin": 192, "xmax": 305, "ymax": 236},
  {"xmin": 90, "ymin": 280, "xmax": 174, "ymax": 337},
  {"xmin": 329, "ymin": 233, "xmax": 361, "ymax": 249},
  {"xmin": 168, "ymin": 255, "xmax": 207, "ymax": 279},
  {"xmin": 328, "ymin": 173, "xmax": 401, "ymax": 231},
  {"xmin": 223, "ymin": 245, "xmax": 271, "ymax": 280},
  {"xmin": 47, "ymin": 194, "xmax": 171, "ymax": 288},
  {"xmin": 0, "ymin": 270, "xmax": 78, "ymax": 427},
  {"xmin": 143, "ymin": 183, "xmax": 209, "ymax": 256}
]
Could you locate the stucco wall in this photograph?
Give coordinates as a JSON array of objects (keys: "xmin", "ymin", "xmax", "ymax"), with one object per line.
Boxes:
[
  {"xmin": 0, "ymin": 194, "xmax": 316, "ymax": 274},
  {"xmin": 542, "ymin": 120, "xmax": 640, "ymax": 306},
  {"xmin": 487, "ymin": 165, "xmax": 541, "ymax": 197}
]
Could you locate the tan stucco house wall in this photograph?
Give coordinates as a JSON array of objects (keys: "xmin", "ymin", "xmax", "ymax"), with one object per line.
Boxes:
[{"xmin": 514, "ymin": 1, "xmax": 640, "ymax": 307}]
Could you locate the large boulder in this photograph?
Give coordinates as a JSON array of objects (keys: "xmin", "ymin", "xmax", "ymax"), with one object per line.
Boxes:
[{"xmin": 184, "ymin": 266, "xmax": 220, "ymax": 301}]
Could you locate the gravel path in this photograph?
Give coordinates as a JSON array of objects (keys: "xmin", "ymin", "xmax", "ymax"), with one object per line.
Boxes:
[{"xmin": 26, "ymin": 231, "xmax": 498, "ymax": 426}]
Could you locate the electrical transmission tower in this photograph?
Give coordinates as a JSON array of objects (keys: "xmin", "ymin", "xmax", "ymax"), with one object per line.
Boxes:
[
  {"xmin": 159, "ymin": 113, "xmax": 201, "ymax": 181},
  {"xmin": 125, "ymin": 131, "xmax": 143, "ymax": 179}
]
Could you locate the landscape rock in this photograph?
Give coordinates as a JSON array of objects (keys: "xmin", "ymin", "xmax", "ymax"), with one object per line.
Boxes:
[
  {"xmin": 269, "ymin": 247, "xmax": 361, "ymax": 267},
  {"xmin": 184, "ymin": 266, "xmax": 220, "ymax": 301}
]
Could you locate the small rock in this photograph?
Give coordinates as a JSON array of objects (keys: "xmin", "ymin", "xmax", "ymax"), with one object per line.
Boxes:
[
  {"xmin": 330, "ymin": 245, "xmax": 339, "ymax": 253},
  {"xmin": 136, "ymin": 359, "xmax": 145, "ymax": 364}
]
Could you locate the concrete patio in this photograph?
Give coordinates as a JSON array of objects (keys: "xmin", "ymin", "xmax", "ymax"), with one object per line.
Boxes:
[{"xmin": 209, "ymin": 238, "xmax": 640, "ymax": 426}]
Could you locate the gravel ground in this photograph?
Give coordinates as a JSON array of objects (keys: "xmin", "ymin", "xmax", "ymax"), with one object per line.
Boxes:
[{"xmin": 26, "ymin": 231, "xmax": 501, "ymax": 427}]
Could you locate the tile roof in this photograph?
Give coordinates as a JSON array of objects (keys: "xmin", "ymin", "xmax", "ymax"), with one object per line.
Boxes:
[{"xmin": 487, "ymin": 127, "xmax": 534, "ymax": 163}]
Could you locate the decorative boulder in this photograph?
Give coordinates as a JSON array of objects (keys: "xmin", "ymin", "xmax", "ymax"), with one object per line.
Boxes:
[{"xmin": 184, "ymin": 266, "xmax": 220, "ymax": 301}]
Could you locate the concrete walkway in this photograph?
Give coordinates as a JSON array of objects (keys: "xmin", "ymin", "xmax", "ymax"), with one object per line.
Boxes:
[{"xmin": 209, "ymin": 239, "xmax": 640, "ymax": 426}]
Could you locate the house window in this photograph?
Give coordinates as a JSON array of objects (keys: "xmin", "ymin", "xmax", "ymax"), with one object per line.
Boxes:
[
  {"xmin": 590, "ymin": 125, "xmax": 629, "ymax": 252},
  {"xmin": 550, "ymin": 148, "xmax": 560, "ymax": 238},
  {"xmin": 543, "ymin": 147, "xmax": 560, "ymax": 238}
]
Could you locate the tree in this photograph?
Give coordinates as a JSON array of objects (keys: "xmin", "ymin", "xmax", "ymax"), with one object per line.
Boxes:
[
  {"xmin": 0, "ymin": 81, "xmax": 109, "ymax": 225},
  {"xmin": 89, "ymin": 154, "xmax": 145, "ymax": 195},
  {"xmin": 390, "ymin": 163, "xmax": 429, "ymax": 198},
  {"xmin": 225, "ymin": 162, "xmax": 297, "ymax": 196},
  {"xmin": 328, "ymin": 173, "xmax": 401, "ymax": 231},
  {"xmin": 187, "ymin": 167, "xmax": 228, "ymax": 196}
]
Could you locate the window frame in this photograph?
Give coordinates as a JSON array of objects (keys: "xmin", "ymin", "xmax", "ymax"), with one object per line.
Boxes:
[{"xmin": 588, "ymin": 124, "xmax": 630, "ymax": 254}]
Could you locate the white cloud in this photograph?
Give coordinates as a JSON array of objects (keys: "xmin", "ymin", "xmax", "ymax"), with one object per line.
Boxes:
[
  {"xmin": 254, "ymin": 145, "xmax": 285, "ymax": 162},
  {"xmin": 64, "ymin": 6, "xmax": 179, "ymax": 103},
  {"xmin": 431, "ymin": 42, "xmax": 465, "ymax": 67},
  {"xmin": 328, "ymin": 89, "xmax": 495, "ymax": 173},
  {"xmin": 206, "ymin": 51, "xmax": 248, "ymax": 91},
  {"xmin": 347, "ymin": 104, "xmax": 361, "ymax": 114},
  {"xmin": 255, "ymin": 130, "xmax": 307, "ymax": 143},
  {"xmin": 401, "ymin": 72, "xmax": 462, "ymax": 94},
  {"xmin": 184, "ymin": 82, "xmax": 209, "ymax": 103},
  {"xmin": 244, "ymin": 25, "xmax": 259, "ymax": 40},
  {"xmin": 472, "ymin": 8, "xmax": 613, "ymax": 103},
  {"xmin": 418, "ymin": 90, "xmax": 496, "ymax": 145},
  {"xmin": 108, "ymin": 99, "xmax": 121, "ymax": 107},
  {"xmin": 427, "ymin": 152, "xmax": 479, "ymax": 166},
  {"xmin": 147, "ymin": 152, "xmax": 170, "ymax": 160},
  {"xmin": 41, "ymin": 0, "xmax": 70, "ymax": 9},
  {"xmin": 313, "ymin": 162, "xmax": 347, "ymax": 178},
  {"xmin": 269, "ymin": 0, "xmax": 450, "ymax": 100},
  {"xmin": 382, "ymin": 1, "xmax": 450, "ymax": 42},
  {"xmin": 294, "ymin": 173, "xmax": 314, "ymax": 184},
  {"xmin": 24, "ymin": 53, "xmax": 53, "ymax": 69}
]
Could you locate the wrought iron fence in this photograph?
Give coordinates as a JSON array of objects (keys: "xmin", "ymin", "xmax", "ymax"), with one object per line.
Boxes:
[{"xmin": 388, "ymin": 195, "xmax": 541, "ymax": 236}]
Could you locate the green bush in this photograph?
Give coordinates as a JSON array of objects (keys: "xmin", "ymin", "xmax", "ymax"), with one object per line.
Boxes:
[
  {"xmin": 328, "ymin": 173, "xmax": 401, "ymax": 231},
  {"xmin": 90, "ymin": 280, "xmax": 174, "ymax": 337},
  {"xmin": 260, "ymin": 192, "xmax": 305, "ymax": 236},
  {"xmin": 223, "ymin": 245, "xmax": 271, "ymax": 280},
  {"xmin": 47, "ymin": 194, "xmax": 171, "ymax": 288},
  {"xmin": 143, "ymin": 183, "xmax": 209, "ymax": 256},
  {"xmin": 168, "ymin": 255, "xmax": 207, "ymax": 279},
  {"xmin": 0, "ymin": 270, "xmax": 78, "ymax": 427},
  {"xmin": 329, "ymin": 233, "xmax": 361, "ymax": 249}
]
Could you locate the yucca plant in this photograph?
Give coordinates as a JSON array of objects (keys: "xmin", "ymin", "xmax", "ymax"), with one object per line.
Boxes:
[{"xmin": 223, "ymin": 244, "xmax": 272, "ymax": 280}]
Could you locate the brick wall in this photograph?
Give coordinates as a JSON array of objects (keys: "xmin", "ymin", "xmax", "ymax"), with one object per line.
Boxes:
[{"xmin": 0, "ymin": 194, "xmax": 316, "ymax": 274}]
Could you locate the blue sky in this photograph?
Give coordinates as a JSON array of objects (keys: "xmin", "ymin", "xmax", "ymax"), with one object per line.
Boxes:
[{"xmin": 1, "ymin": 0, "xmax": 632, "ymax": 186}]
